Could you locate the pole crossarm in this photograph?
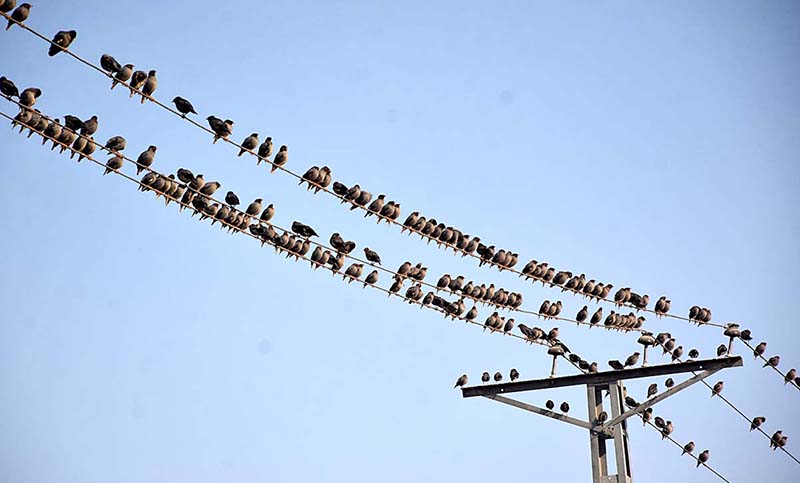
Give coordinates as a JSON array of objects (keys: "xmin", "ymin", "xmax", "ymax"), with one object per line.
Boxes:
[
  {"xmin": 482, "ymin": 394, "xmax": 600, "ymax": 433},
  {"xmin": 599, "ymin": 368, "xmax": 722, "ymax": 431},
  {"xmin": 461, "ymin": 356, "xmax": 742, "ymax": 398}
]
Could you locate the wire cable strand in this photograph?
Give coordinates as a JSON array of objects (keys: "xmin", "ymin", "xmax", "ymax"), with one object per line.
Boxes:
[{"xmin": 0, "ymin": 11, "xmax": 736, "ymax": 333}]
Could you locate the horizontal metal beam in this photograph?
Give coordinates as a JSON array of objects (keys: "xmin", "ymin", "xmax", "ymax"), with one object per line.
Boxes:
[
  {"xmin": 461, "ymin": 356, "xmax": 742, "ymax": 398},
  {"xmin": 599, "ymin": 368, "xmax": 720, "ymax": 431},
  {"xmin": 482, "ymin": 394, "xmax": 595, "ymax": 431}
]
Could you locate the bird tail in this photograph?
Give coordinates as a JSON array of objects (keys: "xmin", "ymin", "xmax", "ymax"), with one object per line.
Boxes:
[
  {"xmin": 111, "ymin": 80, "xmax": 117, "ymax": 90},
  {"xmin": 103, "ymin": 168, "xmax": 111, "ymax": 176},
  {"xmin": 6, "ymin": 21, "xmax": 13, "ymax": 31},
  {"xmin": 238, "ymin": 149, "xmax": 245, "ymax": 157},
  {"xmin": 271, "ymin": 164, "xmax": 278, "ymax": 173}
]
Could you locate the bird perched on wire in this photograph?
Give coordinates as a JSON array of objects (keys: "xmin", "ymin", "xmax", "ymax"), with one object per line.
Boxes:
[
  {"xmin": 509, "ymin": 368, "xmax": 519, "ymax": 381},
  {"xmin": 665, "ymin": 377, "xmax": 674, "ymax": 388},
  {"xmin": 661, "ymin": 421, "xmax": 673, "ymax": 439},
  {"xmin": 688, "ymin": 348, "xmax": 700, "ymax": 359},
  {"xmin": 753, "ymin": 342, "xmax": 767, "ymax": 359},
  {"xmin": 493, "ymin": 372, "xmax": 503, "ymax": 382},
  {"xmin": 48, "ymin": 30, "xmax": 77, "ymax": 56},
  {"xmin": 103, "ymin": 135, "xmax": 126, "ymax": 153},
  {"xmin": 590, "ymin": 307, "xmax": 603, "ymax": 326},
  {"xmin": 681, "ymin": 441, "xmax": 695, "ymax": 456},
  {"xmin": 99, "ymin": 54, "xmax": 121, "ymax": 75},
  {"xmin": 785, "ymin": 368, "xmax": 797, "ymax": 385},
  {"xmin": 363, "ymin": 247, "xmax": 381, "ymax": 265},
  {"xmin": 224, "ymin": 191, "xmax": 240, "ymax": 207},
  {"xmin": 172, "ymin": 96, "xmax": 197, "ymax": 117},
  {"xmin": 624, "ymin": 352, "xmax": 640, "ymax": 368},
  {"xmin": 750, "ymin": 416, "xmax": 766, "ymax": 431},
  {"xmin": 19, "ymin": 87, "xmax": 41, "ymax": 107},
  {"xmin": 260, "ymin": 203, "xmax": 275, "ymax": 223},
  {"xmin": 763, "ymin": 355, "xmax": 780, "ymax": 368},
  {"xmin": 271, "ymin": 145, "xmax": 288, "ymax": 172},
  {"xmin": 104, "ymin": 155, "xmax": 123, "ymax": 175},
  {"xmin": 112, "ymin": 63, "xmax": 133, "ymax": 90},
  {"xmin": 362, "ymin": 270, "xmax": 378, "ymax": 289},
  {"xmin": 291, "ymin": 221, "xmax": 318, "ymax": 238},
  {"xmin": 135, "ymin": 145, "xmax": 157, "ymax": 175},
  {"xmin": 128, "ymin": 70, "xmax": 147, "ymax": 97},
  {"xmin": 769, "ymin": 431, "xmax": 785, "ymax": 450},
  {"xmin": 545, "ymin": 400, "xmax": 554, "ymax": 410},
  {"xmin": 6, "ymin": 3, "xmax": 31, "ymax": 30},
  {"xmin": 343, "ymin": 263, "xmax": 364, "ymax": 283},
  {"xmin": 560, "ymin": 402, "xmax": 570, "ymax": 414},
  {"xmin": 245, "ymin": 198, "xmax": 263, "ymax": 217},
  {"xmin": 711, "ymin": 381, "xmax": 724, "ymax": 397},
  {"xmin": 647, "ymin": 383, "xmax": 658, "ymax": 398},
  {"xmin": 207, "ymin": 115, "xmax": 233, "ymax": 143},
  {"xmin": 608, "ymin": 360, "xmax": 624, "ymax": 371},
  {"xmin": 140, "ymin": 70, "xmax": 157, "ymax": 103},
  {"xmin": 0, "ymin": 76, "xmax": 19, "ymax": 98},
  {"xmin": 454, "ymin": 374, "xmax": 468, "ymax": 389},
  {"xmin": 696, "ymin": 449, "xmax": 709, "ymax": 467},
  {"xmin": 642, "ymin": 407, "xmax": 653, "ymax": 426},
  {"xmin": 238, "ymin": 133, "xmax": 259, "ymax": 156}
]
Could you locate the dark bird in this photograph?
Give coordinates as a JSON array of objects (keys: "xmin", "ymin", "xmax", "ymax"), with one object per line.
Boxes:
[
  {"xmin": 624, "ymin": 352, "xmax": 640, "ymax": 368},
  {"xmin": 0, "ymin": 76, "xmax": 19, "ymax": 98},
  {"xmin": 711, "ymin": 381, "xmax": 724, "ymax": 397},
  {"xmin": 624, "ymin": 396, "xmax": 638, "ymax": 409},
  {"xmin": 716, "ymin": 344, "xmax": 727, "ymax": 357},
  {"xmin": 682, "ymin": 441, "xmax": 695, "ymax": 456},
  {"xmin": 454, "ymin": 374, "xmax": 468, "ymax": 389},
  {"xmin": 753, "ymin": 342, "xmax": 767, "ymax": 359},
  {"xmin": 135, "ymin": 145, "xmax": 157, "ymax": 175},
  {"xmin": 596, "ymin": 411, "xmax": 608, "ymax": 425},
  {"xmin": 332, "ymin": 181, "xmax": 348, "ymax": 197},
  {"xmin": 140, "ymin": 70, "xmax": 157, "ymax": 103},
  {"xmin": 80, "ymin": 115, "xmax": 98, "ymax": 136},
  {"xmin": 661, "ymin": 421, "xmax": 673, "ymax": 439},
  {"xmin": 654, "ymin": 416, "xmax": 666, "ymax": 429},
  {"xmin": 257, "ymin": 137, "xmax": 273, "ymax": 163},
  {"xmin": 129, "ymin": 70, "xmax": 147, "ymax": 97},
  {"xmin": 48, "ymin": 30, "xmax": 77, "ymax": 56},
  {"xmin": 363, "ymin": 270, "xmax": 378, "ymax": 288},
  {"xmin": 560, "ymin": 401, "xmax": 570, "ymax": 414},
  {"xmin": 104, "ymin": 135, "xmax": 126, "ymax": 152},
  {"xmin": 671, "ymin": 346, "xmax": 684, "ymax": 362},
  {"xmin": 104, "ymin": 155, "xmax": 123, "ymax": 175},
  {"xmin": 590, "ymin": 307, "xmax": 603, "ymax": 326},
  {"xmin": 751, "ymin": 416, "xmax": 766, "ymax": 431},
  {"xmin": 271, "ymin": 145, "xmax": 288, "ymax": 172},
  {"xmin": 19, "ymin": 87, "xmax": 41, "ymax": 107},
  {"xmin": 112, "ymin": 64, "xmax": 133, "ymax": 89},
  {"xmin": 688, "ymin": 348, "xmax": 700, "ymax": 359},
  {"xmin": 608, "ymin": 360, "xmax": 624, "ymax": 371},
  {"xmin": 785, "ymin": 368, "xmax": 797, "ymax": 385},
  {"xmin": 245, "ymin": 198, "xmax": 263, "ymax": 216},
  {"xmin": 642, "ymin": 407, "xmax": 653, "ymax": 426},
  {"xmin": 291, "ymin": 221, "xmax": 318, "ymax": 238},
  {"xmin": 510, "ymin": 368, "xmax": 519, "ymax": 381},
  {"xmin": 239, "ymin": 133, "xmax": 259, "ymax": 156},
  {"xmin": 493, "ymin": 372, "xmax": 503, "ymax": 382},
  {"xmin": 696, "ymin": 449, "xmax": 709, "ymax": 467},
  {"xmin": 481, "ymin": 372, "xmax": 490, "ymax": 384},
  {"xmin": 172, "ymin": 96, "xmax": 197, "ymax": 117},
  {"xmin": 363, "ymin": 247, "xmax": 382, "ymax": 265},
  {"xmin": 665, "ymin": 377, "xmax": 674, "ymax": 388},
  {"xmin": 260, "ymin": 203, "xmax": 275, "ymax": 222},
  {"xmin": 207, "ymin": 115, "xmax": 233, "ymax": 143},
  {"xmin": 6, "ymin": 3, "xmax": 31, "ymax": 30},
  {"xmin": 100, "ymin": 54, "xmax": 121, "ymax": 74},
  {"xmin": 545, "ymin": 400, "xmax": 554, "ymax": 410},
  {"xmin": 647, "ymin": 383, "xmax": 658, "ymax": 398},
  {"xmin": 225, "ymin": 191, "xmax": 240, "ymax": 207},
  {"xmin": 576, "ymin": 306, "xmax": 588, "ymax": 323},
  {"xmin": 0, "ymin": 0, "xmax": 15, "ymax": 13},
  {"xmin": 763, "ymin": 355, "xmax": 780, "ymax": 368}
]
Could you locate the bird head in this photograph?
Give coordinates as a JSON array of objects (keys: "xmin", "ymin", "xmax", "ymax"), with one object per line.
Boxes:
[{"xmin": 148, "ymin": 70, "xmax": 157, "ymax": 76}]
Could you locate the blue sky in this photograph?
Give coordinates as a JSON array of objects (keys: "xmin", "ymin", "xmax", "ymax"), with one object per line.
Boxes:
[{"xmin": 1, "ymin": 1, "xmax": 799, "ymax": 482}]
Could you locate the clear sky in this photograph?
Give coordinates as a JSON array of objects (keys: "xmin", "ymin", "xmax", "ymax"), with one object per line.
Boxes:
[{"xmin": 1, "ymin": 1, "xmax": 799, "ymax": 482}]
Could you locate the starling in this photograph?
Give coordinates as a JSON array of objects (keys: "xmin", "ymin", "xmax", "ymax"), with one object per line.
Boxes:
[
  {"xmin": 545, "ymin": 399, "xmax": 554, "ymax": 410},
  {"xmin": 239, "ymin": 133, "xmax": 259, "ymax": 156},
  {"xmin": 624, "ymin": 352, "xmax": 640, "ymax": 368},
  {"xmin": 682, "ymin": 441, "xmax": 695, "ymax": 456},
  {"xmin": 104, "ymin": 135, "xmax": 126, "ymax": 152},
  {"xmin": 0, "ymin": 76, "xmax": 19, "ymax": 97},
  {"xmin": 246, "ymin": 198, "xmax": 263, "ymax": 216},
  {"xmin": 129, "ymin": 70, "xmax": 147, "ymax": 96},
  {"xmin": 576, "ymin": 305, "xmax": 588, "ymax": 323},
  {"xmin": 665, "ymin": 377, "xmax": 674, "ymax": 388},
  {"xmin": 647, "ymin": 383, "xmax": 658, "ymax": 398},
  {"xmin": 260, "ymin": 203, "xmax": 275, "ymax": 222},
  {"xmin": 493, "ymin": 372, "xmax": 503, "ymax": 382},
  {"xmin": 661, "ymin": 421, "xmax": 673, "ymax": 439},
  {"xmin": 112, "ymin": 64, "xmax": 134, "ymax": 89},
  {"xmin": 560, "ymin": 401, "xmax": 569, "ymax": 414},
  {"xmin": 753, "ymin": 342, "xmax": 767, "ymax": 359},
  {"xmin": 608, "ymin": 360, "xmax": 624, "ymax": 371},
  {"xmin": 716, "ymin": 344, "xmax": 727, "ymax": 357},
  {"xmin": 363, "ymin": 247, "xmax": 382, "ymax": 265},
  {"xmin": 363, "ymin": 270, "xmax": 378, "ymax": 288},
  {"xmin": 590, "ymin": 307, "xmax": 603, "ymax": 326},
  {"xmin": 225, "ymin": 191, "xmax": 240, "ymax": 207},
  {"xmin": 140, "ymin": 70, "xmax": 157, "ymax": 103},
  {"xmin": 785, "ymin": 368, "xmax": 797, "ymax": 384},
  {"xmin": 19, "ymin": 87, "xmax": 41, "ymax": 107},
  {"xmin": 671, "ymin": 346, "xmax": 684, "ymax": 362},
  {"xmin": 454, "ymin": 374, "xmax": 468, "ymax": 389},
  {"xmin": 589, "ymin": 362, "xmax": 598, "ymax": 373},
  {"xmin": 291, "ymin": 221, "xmax": 318, "ymax": 238},
  {"xmin": 763, "ymin": 355, "xmax": 780, "ymax": 368},
  {"xmin": 654, "ymin": 416, "xmax": 665, "ymax": 429},
  {"xmin": 100, "ymin": 54, "xmax": 121, "ymax": 74},
  {"xmin": 172, "ymin": 96, "xmax": 197, "ymax": 117},
  {"xmin": 481, "ymin": 372, "xmax": 490, "ymax": 384},
  {"xmin": 642, "ymin": 407, "xmax": 653, "ymax": 426},
  {"xmin": 696, "ymin": 449, "xmax": 709, "ymax": 467},
  {"xmin": 206, "ymin": 115, "xmax": 233, "ymax": 143},
  {"xmin": 6, "ymin": 3, "xmax": 31, "ymax": 30},
  {"xmin": 688, "ymin": 348, "xmax": 700, "ymax": 359},
  {"xmin": 596, "ymin": 411, "xmax": 608, "ymax": 424},
  {"xmin": 103, "ymin": 155, "xmax": 123, "ymax": 175},
  {"xmin": 510, "ymin": 368, "xmax": 519, "ymax": 381},
  {"xmin": 750, "ymin": 416, "xmax": 766, "ymax": 431},
  {"xmin": 200, "ymin": 181, "xmax": 221, "ymax": 196},
  {"xmin": 271, "ymin": 145, "xmax": 288, "ymax": 172},
  {"xmin": 257, "ymin": 136, "xmax": 273, "ymax": 163},
  {"xmin": 711, "ymin": 381, "xmax": 723, "ymax": 397},
  {"xmin": 332, "ymin": 181, "xmax": 348, "ymax": 197},
  {"xmin": 135, "ymin": 145, "xmax": 157, "ymax": 175},
  {"xmin": 48, "ymin": 30, "xmax": 77, "ymax": 56},
  {"xmin": 81, "ymin": 115, "xmax": 98, "ymax": 136}
]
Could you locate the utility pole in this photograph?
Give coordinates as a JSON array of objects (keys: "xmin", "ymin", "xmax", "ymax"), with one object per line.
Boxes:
[{"xmin": 461, "ymin": 356, "xmax": 743, "ymax": 483}]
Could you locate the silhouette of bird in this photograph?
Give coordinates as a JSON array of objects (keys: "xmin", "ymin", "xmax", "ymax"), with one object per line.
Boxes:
[
  {"xmin": 225, "ymin": 191, "xmax": 240, "ymax": 207},
  {"xmin": 239, "ymin": 133, "xmax": 259, "ymax": 156},
  {"xmin": 172, "ymin": 96, "xmax": 197, "ymax": 117},
  {"xmin": 363, "ymin": 247, "xmax": 382, "ymax": 265},
  {"xmin": 140, "ymin": 70, "xmax": 157, "ymax": 103},
  {"xmin": 48, "ymin": 30, "xmax": 77, "ymax": 56},
  {"xmin": 454, "ymin": 374, "xmax": 468, "ymax": 389},
  {"xmin": 493, "ymin": 372, "xmax": 503, "ymax": 382},
  {"xmin": 647, "ymin": 383, "xmax": 658, "ymax": 398},
  {"xmin": 682, "ymin": 441, "xmax": 695, "ymax": 455},
  {"xmin": 545, "ymin": 400, "xmax": 554, "ymax": 410},
  {"xmin": 272, "ymin": 145, "xmax": 288, "ymax": 172},
  {"xmin": 291, "ymin": 221, "xmax": 317, "ymax": 238},
  {"xmin": 711, "ymin": 381, "xmax": 724, "ymax": 397},
  {"xmin": 688, "ymin": 348, "xmax": 700, "ymax": 359},
  {"xmin": 696, "ymin": 449, "xmax": 709, "ymax": 467},
  {"xmin": 6, "ymin": 3, "xmax": 31, "ymax": 30},
  {"xmin": 661, "ymin": 421, "xmax": 673, "ymax": 439},
  {"xmin": 609, "ymin": 360, "xmax": 624, "ymax": 371},
  {"xmin": 785, "ymin": 368, "xmax": 797, "ymax": 385},
  {"xmin": 560, "ymin": 402, "xmax": 569, "ymax": 414},
  {"xmin": 576, "ymin": 306, "xmax": 588, "ymax": 323},
  {"xmin": 763, "ymin": 355, "xmax": 780, "ymax": 368},
  {"xmin": 624, "ymin": 352, "xmax": 640, "ymax": 368},
  {"xmin": 481, "ymin": 372, "xmax": 490, "ymax": 384},
  {"xmin": 510, "ymin": 368, "xmax": 519, "ymax": 381}
]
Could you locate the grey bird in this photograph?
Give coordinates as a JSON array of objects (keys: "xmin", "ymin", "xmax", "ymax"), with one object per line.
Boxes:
[
  {"xmin": 6, "ymin": 3, "xmax": 30, "ymax": 30},
  {"xmin": 753, "ymin": 342, "xmax": 767, "ymax": 359},
  {"xmin": 545, "ymin": 399, "xmax": 555, "ymax": 410},
  {"xmin": 257, "ymin": 137, "xmax": 273, "ymax": 163},
  {"xmin": 42, "ymin": 118, "xmax": 62, "ymax": 146},
  {"xmin": 665, "ymin": 377, "xmax": 674, "ymax": 388},
  {"xmin": 112, "ymin": 64, "xmax": 134, "ymax": 89},
  {"xmin": 70, "ymin": 135, "xmax": 87, "ymax": 160},
  {"xmin": 682, "ymin": 441, "xmax": 695, "ymax": 456},
  {"xmin": 140, "ymin": 70, "xmax": 157, "ymax": 103},
  {"xmin": 104, "ymin": 135, "xmax": 126, "ymax": 152},
  {"xmin": 454, "ymin": 374, "xmax": 468, "ymax": 389},
  {"xmin": 0, "ymin": 76, "xmax": 19, "ymax": 97},
  {"xmin": 79, "ymin": 136, "xmax": 96, "ymax": 161},
  {"xmin": 624, "ymin": 352, "xmax": 640, "ymax": 368},
  {"xmin": 129, "ymin": 70, "xmax": 147, "ymax": 97},
  {"xmin": 172, "ymin": 96, "xmax": 197, "ymax": 117},
  {"xmin": 344, "ymin": 263, "xmax": 364, "ymax": 282},
  {"xmin": 260, "ymin": 203, "xmax": 275, "ymax": 222},
  {"xmin": 271, "ymin": 145, "xmax": 288, "ymax": 172},
  {"xmin": 481, "ymin": 372, "xmax": 490, "ymax": 384},
  {"xmin": 48, "ymin": 30, "xmax": 77, "ymax": 56},
  {"xmin": 751, "ymin": 416, "xmax": 766, "ymax": 431},
  {"xmin": 642, "ymin": 407, "xmax": 653, "ymax": 426},
  {"xmin": 365, "ymin": 194, "xmax": 386, "ymax": 218},
  {"xmin": 785, "ymin": 368, "xmax": 797, "ymax": 385},
  {"xmin": 100, "ymin": 54, "xmax": 121, "ymax": 74},
  {"xmin": 199, "ymin": 181, "xmax": 221, "ymax": 196},
  {"xmin": 763, "ymin": 355, "xmax": 780, "ymax": 368},
  {"xmin": 19, "ymin": 87, "xmax": 41, "ymax": 107},
  {"xmin": 464, "ymin": 305, "xmax": 478, "ymax": 321},
  {"xmin": 80, "ymin": 115, "xmax": 98, "ymax": 136},
  {"xmin": 104, "ymin": 155, "xmax": 123, "ymax": 175},
  {"xmin": 363, "ymin": 247, "xmax": 382, "ymax": 265},
  {"xmin": 363, "ymin": 270, "xmax": 379, "ymax": 288},
  {"xmin": 246, "ymin": 198, "xmax": 263, "ymax": 216},
  {"xmin": 560, "ymin": 401, "xmax": 570, "ymax": 414},
  {"xmin": 696, "ymin": 449, "xmax": 709, "ymax": 467},
  {"xmin": 239, "ymin": 133, "xmax": 259, "ymax": 156},
  {"xmin": 647, "ymin": 383, "xmax": 658, "ymax": 398},
  {"xmin": 711, "ymin": 381, "xmax": 724, "ymax": 397},
  {"xmin": 135, "ymin": 145, "xmax": 157, "ymax": 175},
  {"xmin": 510, "ymin": 368, "xmax": 519, "ymax": 381}
]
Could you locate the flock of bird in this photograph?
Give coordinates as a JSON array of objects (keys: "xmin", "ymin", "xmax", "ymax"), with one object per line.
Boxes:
[{"xmin": 2, "ymin": 7, "xmax": 799, "ymax": 476}]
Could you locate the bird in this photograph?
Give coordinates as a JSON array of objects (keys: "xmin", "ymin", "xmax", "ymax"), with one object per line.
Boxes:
[
  {"xmin": 785, "ymin": 368, "xmax": 797, "ymax": 385},
  {"xmin": 104, "ymin": 155, "xmax": 123, "ymax": 175},
  {"xmin": 671, "ymin": 346, "xmax": 684, "ymax": 362},
  {"xmin": 0, "ymin": 76, "xmax": 19, "ymax": 98},
  {"xmin": 711, "ymin": 381, "xmax": 724, "ymax": 397},
  {"xmin": 665, "ymin": 377, "xmax": 674, "ymax": 388},
  {"xmin": 590, "ymin": 307, "xmax": 603, "ymax": 326},
  {"xmin": 493, "ymin": 372, "xmax": 503, "ymax": 382},
  {"xmin": 344, "ymin": 263, "xmax": 364, "ymax": 282},
  {"xmin": 596, "ymin": 411, "xmax": 608, "ymax": 425},
  {"xmin": 48, "ymin": 30, "xmax": 77, "ymax": 56},
  {"xmin": 271, "ymin": 145, "xmax": 288, "ymax": 172},
  {"xmin": 560, "ymin": 401, "xmax": 570, "ymax": 414},
  {"xmin": 6, "ymin": 3, "xmax": 31, "ymax": 30},
  {"xmin": 545, "ymin": 400, "xmax": 554, "ymax": 410},
  {"xmin": 363, "ymin": 247, "xmax": 382, "ymax": 265},
  {"xmin": 688, "ymin": 348, "xmax": 700, "ymax": 359},
  {"xmin": 763, "ymin": 355, "xmax": 780, "ymax": 368},
  {"xmin": 112, "ymin": 64, "xmax": 133, "ymax": 89},
  {"xmin": 128, "ymin": 70, "xmax": 148, "ymax": 97},
  {"xmin": 751, "ymin": 416, "xmax": 766, "ymax": 431},
  {"xmin": 608, "ymin": 360, "xmax": 624, "ymax": 371},
  {"xmin": 172, "ymin": 96, "xmax": 197, "ymax": 117},
  {"xmin": 510, "ymin": 368, "xmax": 519, "ymax": 381},
  {"xmin": 362, "ymin": 270, "xmax": 379, "ymax": 288},
  {"xmin": 642, "ymin": 407, "xmax": 653, "ymax": 426},
  {"xmin": 753, "ymin": 342, "xmax": 767, "ymax": 359},
  {"xmin": 576, "ymin": 306, "xmax": 588, "ymax": 323},
  {"xmin": 454, "ymin": 374, "xmax": 468, "ymax": 389},
  {"xmin": 647, "ymin": 383, "xmax": 658, "ymax": 398},
  {"xmin": 291, "ymin": 221, "xmax": 318, "ymax": 238},
  {"xmin": 239, "ymin": 133, "xmax": 259, "ymax": 156},
  {"xmin": 245, "ymin": 199, "xmax": 263, "ymax": 216},
  {"xmin": 101, "ymin": 135, "xmax": 125, "ymax": 153},
  {"xmin": 225, "ymin": 191, "xmax": 240, "ymax": 207},
  {"xmin": 100, "ymin": 54, "xmax": 121, "ymax": 74},
  {"xmin": 140, "ymin": 70, "xmax": 157, "ymax": 103},
  {"xmin": 257, "ymin": 137, "xmax": 273, "ymax": 163},
  {"xmin": 135, "ymin": 145, "xmax": 157, "ymax": 175},
  {"xmin": 19, "ymin": 87, "xmax": 41, "ymax": 107},
  {"xmin": 682, "ymin": 441, "xmax": 695, "ymax": 456},
  {"xmin": 624, "ymin": 352, "xmax": 640, "ymax": 368},
  {"xmin": 696, "ymin": 449, "xmax": 709, "ymax": 467},
  {"xmin": 481, "ymin": 372, "xmax": 490, "ymax": 384},
  {"xmin": 207, "ymin": 115, "xmax": 233, "ymax": 143},
  {"xmin": 80, "ymin": 115, "xmax": 98, "ymax": 136},
  {"xmin": 716, "ymin": 344, "xmax": 727, "ymax": 357},
  {"xmin": 365, "ymin": 194, "xmax": 386, "ymax": 218}
]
